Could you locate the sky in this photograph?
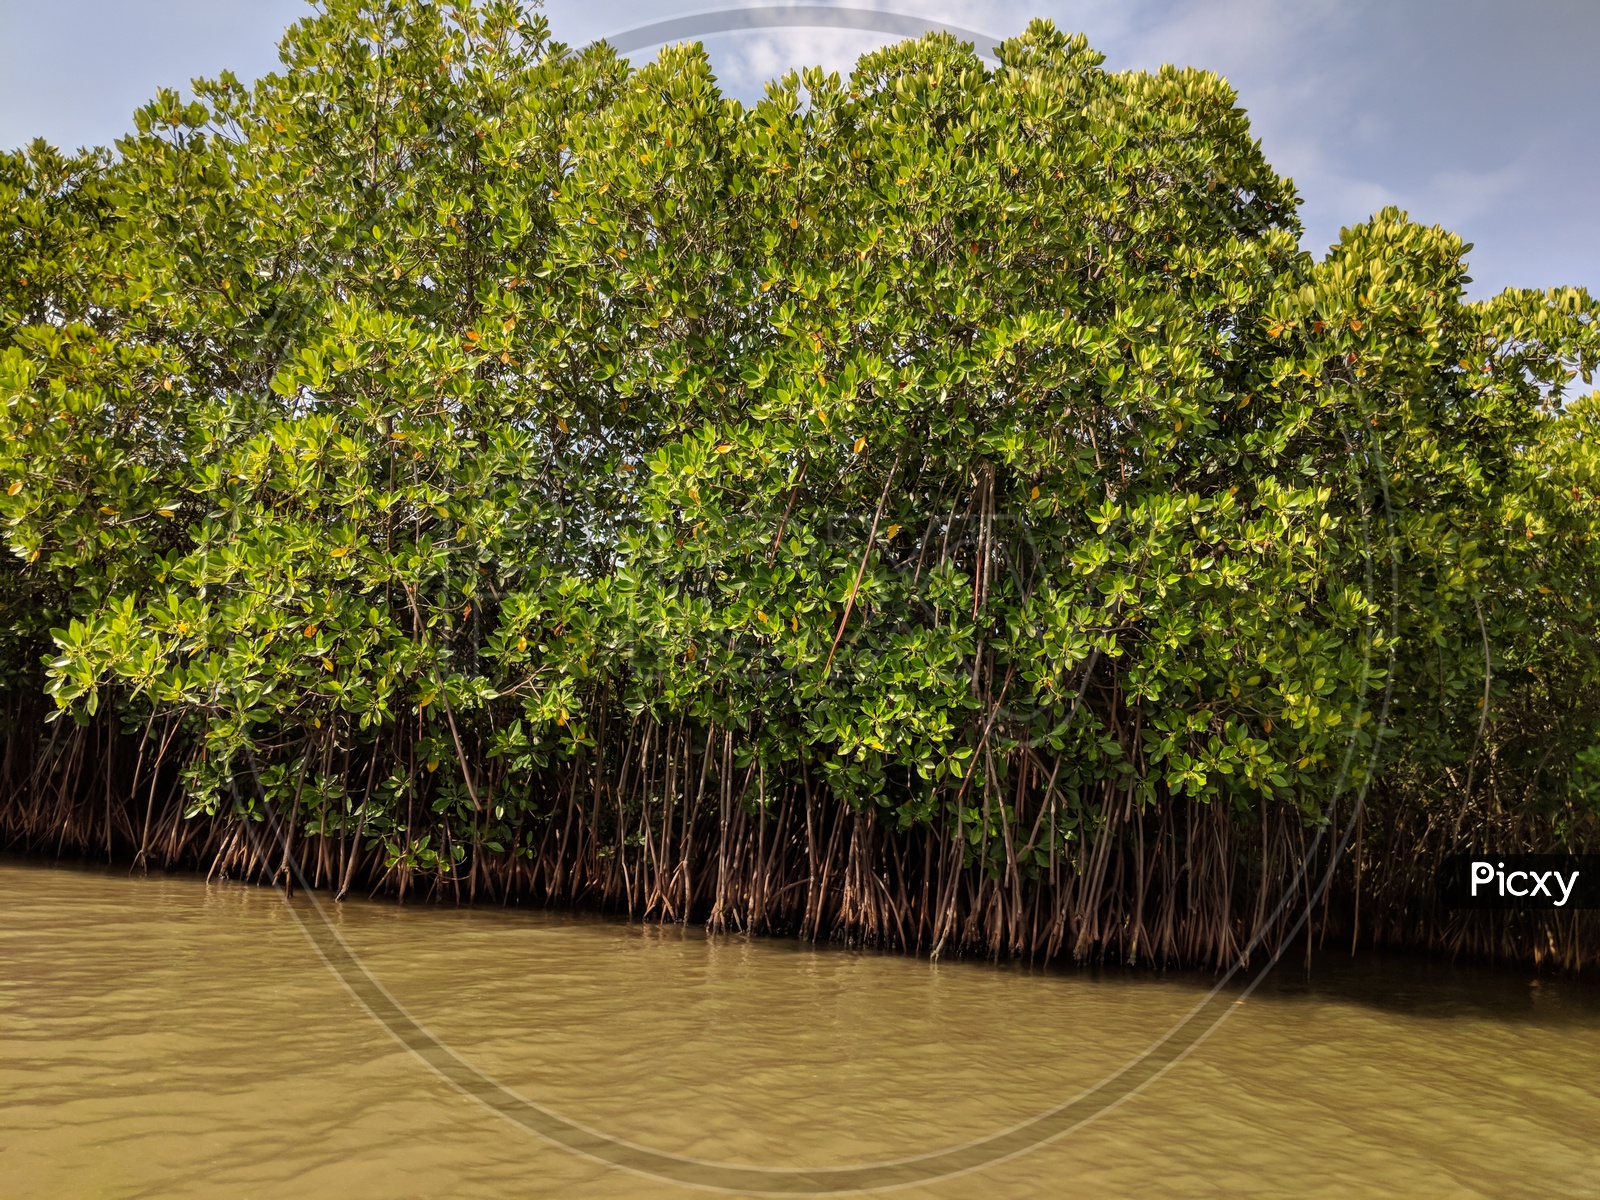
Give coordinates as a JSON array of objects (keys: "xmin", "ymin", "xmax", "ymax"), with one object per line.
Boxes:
[{"xmin": 1, "ymin": 0, "xmax": 1595, "ymax": 299}]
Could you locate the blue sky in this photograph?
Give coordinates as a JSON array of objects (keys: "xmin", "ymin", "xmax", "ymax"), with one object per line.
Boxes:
[{"xmin": 2, "ymin": 1, "xmax": 1595, "ymax": 298}]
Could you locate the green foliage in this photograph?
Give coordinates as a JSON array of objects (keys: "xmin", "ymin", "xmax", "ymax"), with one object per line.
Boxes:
[{"xmin": 2, "ymin": 1, "xmax": 1597, "ymax": 876}]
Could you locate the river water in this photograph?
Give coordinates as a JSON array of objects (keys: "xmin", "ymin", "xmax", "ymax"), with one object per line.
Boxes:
[{"xmin": 2, "ymin": 856, "xmax": 1597, "ymax": 1199}]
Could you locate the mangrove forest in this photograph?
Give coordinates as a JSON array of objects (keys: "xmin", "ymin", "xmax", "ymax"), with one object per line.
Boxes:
[{"xmin": 3, "ymin": 0, "xmax": 1599, "ymax": 971}]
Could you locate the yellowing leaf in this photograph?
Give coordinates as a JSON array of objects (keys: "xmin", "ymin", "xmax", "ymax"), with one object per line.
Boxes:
[
  {"xmin": 99, "ymin": 505, "xmax": 117, "ymax": 516},
  {"xmin": 1030, "ymin": 486, "xmax": 1040, "ymax": 500},
  {"xmin": 304, "ymin": 624, "xmax": 318, "ymax": 637},
  {"xmin": 6, "ymin": 480, "xmax": 21, "ymax": 495},
  {"xmin": 329, "ymin": 546, "xmax": 349, "ymax": 558},
  {"xmin": 853, "ymin": 437, "xmax": 866, "ymax": 453},
  {"xmin": 715, "ymin": 443, "xmax": 733, "ymax": 454},
  {"xmin": 557, "ymin": 417, "xmax": 569, "ymax": 433},
  {"xmin": 322, "ymin": 657, "xmax": 334, "ymax": 672},
  {"xmin": 156, "ymin": 508, "xmax": 175, "ymax": 518}
]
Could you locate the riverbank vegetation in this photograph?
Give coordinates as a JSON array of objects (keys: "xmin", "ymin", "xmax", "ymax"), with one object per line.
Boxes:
[{"xmin": 3, "ymin": 1, "xmax": 1598, "ymax": 968}]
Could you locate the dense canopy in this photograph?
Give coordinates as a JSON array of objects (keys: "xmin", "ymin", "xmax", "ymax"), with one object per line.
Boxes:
[{"xmin": 3, "ymin": 1, "xmax": 1598, "ymax": 967}]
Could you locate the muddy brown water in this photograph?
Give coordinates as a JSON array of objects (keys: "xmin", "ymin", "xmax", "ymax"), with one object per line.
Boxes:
[{"xmin": 2, "ymin": 856, "xmax": 1598, "ymax": 1199}]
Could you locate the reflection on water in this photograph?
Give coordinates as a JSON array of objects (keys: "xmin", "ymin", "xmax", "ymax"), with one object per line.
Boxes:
[{"xmin": 2, "ymin": 856, "xmax": 1597, "ymax": 1199}]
